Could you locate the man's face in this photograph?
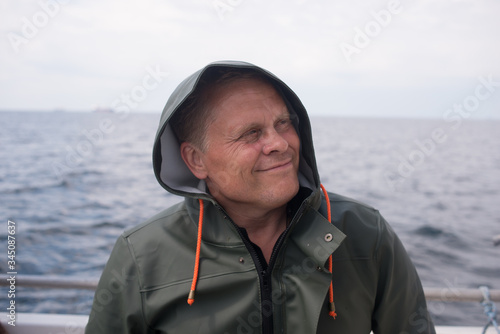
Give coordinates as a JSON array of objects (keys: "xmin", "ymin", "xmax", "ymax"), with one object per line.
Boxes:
[{"xmin": 195, "ymin": 78, "xmax": 301, "ymax": 213}]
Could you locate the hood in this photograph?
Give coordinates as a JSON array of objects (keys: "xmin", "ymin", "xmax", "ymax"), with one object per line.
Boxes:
[{"xmin": 152, "ymin": 60, "xmax": 320, "ymax": 199}]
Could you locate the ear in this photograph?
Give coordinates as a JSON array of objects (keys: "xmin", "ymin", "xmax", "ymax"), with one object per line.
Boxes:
[{"xmin": 180, "ymin": 142, "xmax": 208, "ymax": 180}]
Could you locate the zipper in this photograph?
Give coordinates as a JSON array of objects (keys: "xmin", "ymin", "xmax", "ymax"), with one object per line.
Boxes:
[
  {"xmin": 268, "ymin": 200, "xmax": 308, "ymax": 269},
  {"xmin": 214, "ymin": 204, "xmax": 272, "ymax": 333},
  {"xmin": 214, "ymin": 200, "xmax": 309, "ymax": 334}
]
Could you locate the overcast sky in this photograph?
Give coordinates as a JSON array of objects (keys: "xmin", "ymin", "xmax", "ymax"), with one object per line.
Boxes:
[{"xmin": 1, "ymin": 0, "xmax": 499, "ymax": 118}]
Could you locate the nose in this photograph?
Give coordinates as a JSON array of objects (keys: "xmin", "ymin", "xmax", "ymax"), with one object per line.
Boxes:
[{"xmin": 262, "ymin": 129, "xmax": 289, "ymax": 155}]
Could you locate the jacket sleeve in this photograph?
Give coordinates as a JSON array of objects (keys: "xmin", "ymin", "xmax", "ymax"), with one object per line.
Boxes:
[
  {"xmin": 85, "ymin": 235, "xmax": 150, "ymax": 334},
  {"xmin": 371, "ymin": 214, "xmax": 436, "ymax": 334}
]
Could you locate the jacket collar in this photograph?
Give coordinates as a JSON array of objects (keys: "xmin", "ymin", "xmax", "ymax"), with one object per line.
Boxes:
[{"xmin": 184, "ymin": 187, "xmax": 346, "ymax": 258}]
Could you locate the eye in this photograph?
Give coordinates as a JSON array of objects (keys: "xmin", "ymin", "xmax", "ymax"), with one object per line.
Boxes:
[
  {"xmin": 275, "ymin": 118, "xmax": 292, "ymax": 132},
  {"xmin": 239, "ymin": 128, "xmax": 261, "ymax": 142}
]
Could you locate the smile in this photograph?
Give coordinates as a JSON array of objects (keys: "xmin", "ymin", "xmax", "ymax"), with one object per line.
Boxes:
[{"xmin": 257, "ymin": 160, "xmax": 293, "ymax": 172}]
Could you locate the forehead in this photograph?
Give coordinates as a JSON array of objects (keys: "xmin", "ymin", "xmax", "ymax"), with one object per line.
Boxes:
[{"xmin": 210, "ymin": 78, "xmax": 288, "ymax": 121}]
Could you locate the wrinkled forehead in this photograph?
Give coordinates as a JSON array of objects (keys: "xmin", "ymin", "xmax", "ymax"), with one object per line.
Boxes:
[
  {"xmin": 205, "ymin": 82, "xmax": 300, "ymax": 148},
  {"xmin": 209, "ymin": 78, "xmax": 288, "ymax": 118}
]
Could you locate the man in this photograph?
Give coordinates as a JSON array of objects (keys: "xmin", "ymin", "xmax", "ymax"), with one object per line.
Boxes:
[{"xmin": 85, "ymin": 61, "xmax": 435, "ymax": 333}]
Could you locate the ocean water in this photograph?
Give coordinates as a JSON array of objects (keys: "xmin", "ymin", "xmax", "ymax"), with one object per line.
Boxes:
[{"xmin": 0, "ymin": 111, "xmax": 499, "ymax": 326}]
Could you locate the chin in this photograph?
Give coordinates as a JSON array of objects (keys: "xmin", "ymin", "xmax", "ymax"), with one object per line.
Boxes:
[{"xmin": 266, "ymin": 181, "xmax": 299, "ymax": 206}]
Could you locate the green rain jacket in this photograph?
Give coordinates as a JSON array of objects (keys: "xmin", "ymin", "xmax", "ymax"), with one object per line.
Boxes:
[{"xmin": 85, "ymin": 61, "xmax": 435, "ymax": 334}]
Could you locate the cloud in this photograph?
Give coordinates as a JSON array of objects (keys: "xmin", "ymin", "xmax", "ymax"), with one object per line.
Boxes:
[{"xmin": 0, "ymin": 0, "xmax": 499, "ymax": 117}]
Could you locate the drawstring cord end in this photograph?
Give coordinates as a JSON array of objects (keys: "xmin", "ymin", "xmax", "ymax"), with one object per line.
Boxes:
[
  {"xmin": 187, "ymin": 290, "xmax": 195, "ymax": 305},
  {"xmin": 328, "ymin": 302, "xmax": 337, "ymax": 319}
]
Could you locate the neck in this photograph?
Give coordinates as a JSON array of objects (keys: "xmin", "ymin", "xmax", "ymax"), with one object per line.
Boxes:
[{"xmin": 224, "ymin": 204, "xmax": 288, "ymax": 263}]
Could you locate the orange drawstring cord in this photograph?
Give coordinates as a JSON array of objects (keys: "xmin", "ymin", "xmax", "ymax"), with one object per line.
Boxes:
[
  {"xmin": 320, "ymin": 184, "xmax": 337, "ymax": 319},
  {"xmin": 186, "ymin": 190, "xmax": 337, "ymax": 318},
  {"xmin": 187, "ymin": 199, "xmax": 204, "ymax": 305}
]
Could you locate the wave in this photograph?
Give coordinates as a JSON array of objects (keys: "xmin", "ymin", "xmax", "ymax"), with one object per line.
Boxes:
[
  {"xmin": 0, "ymin": 170, "xmax": 107, "ymax": 194},
  {"xmin": 413, "ymin": 225, "xmax": 469, "ymax": 250}
]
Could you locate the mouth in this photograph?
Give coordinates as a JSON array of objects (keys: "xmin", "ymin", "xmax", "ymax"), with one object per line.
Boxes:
[{"xmin": 257, "ymin": 159, "xmax": 293, "ymax": 172}]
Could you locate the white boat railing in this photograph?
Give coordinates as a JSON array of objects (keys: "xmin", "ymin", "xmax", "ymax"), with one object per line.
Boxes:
[
  {"xmin": 1, "ymin": 274, "xmax": 499, "ymax": 302},
  {"xmin": 0, "ymin": 274, "xmax": 499, "ymax": 334},
  {"xmin": 0, "ymin": 274, "xmax": 98, "ymax": 290}
]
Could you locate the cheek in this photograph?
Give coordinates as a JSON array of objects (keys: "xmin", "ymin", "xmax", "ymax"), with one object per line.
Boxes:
[
  {"xmin": 208, "ymin": 146, "xmax": 253, "ymax": 176},
  {"xmin": 224, "ymin": 159, "xmax": 243, "ymax": 177},
  {"xmin": 284, "ymin": 130, "xmax": 301, "ymax": 151},
  {"xmin": 226, "ymin": 147, "xmax": 262, "ymax": 179}
]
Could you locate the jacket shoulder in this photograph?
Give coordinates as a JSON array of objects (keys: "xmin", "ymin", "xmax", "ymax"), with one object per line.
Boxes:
[
  {"xmin": 329, "ymin": 192, "xmax": 381, "ymax": 227},
  {"xmin": 330, "ymin": 192, "xmax": 376, "ymax": 212},
  {"xmin": 326, "ymin": 192, "xmax": 388, "ymax": 261},
  {"xmin": 122, "ymin": 200, "xmax": 188, "ymax": 238},
  {"xmin": 117, "ymin": 200, "xmax": 199, "ymax": 290}
]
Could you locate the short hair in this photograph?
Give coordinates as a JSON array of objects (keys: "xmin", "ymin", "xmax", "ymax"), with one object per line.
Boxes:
[{"xmin": 170, "ymin": 67, "xmax": 277, "ymax": 151}]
